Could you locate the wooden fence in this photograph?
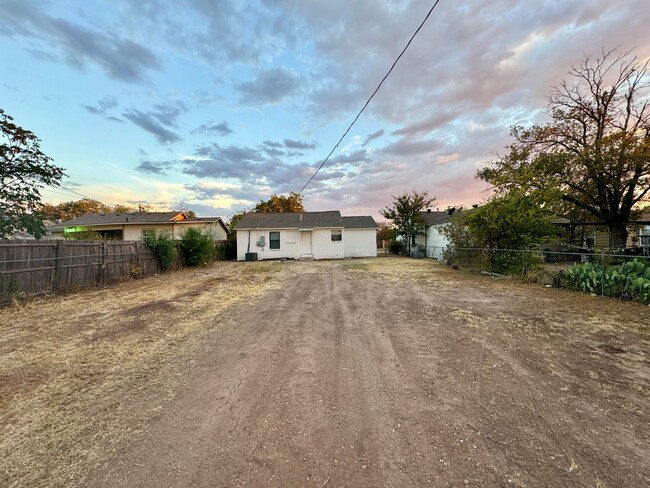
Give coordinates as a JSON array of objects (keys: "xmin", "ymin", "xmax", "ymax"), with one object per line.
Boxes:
[{"xmin": 0, "ymin": 240, "xmax": 161, "ymax": 305}]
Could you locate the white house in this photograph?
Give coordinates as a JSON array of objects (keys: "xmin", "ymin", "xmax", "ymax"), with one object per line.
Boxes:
[
  {"xmin": 413, "ymin": 209, "xmax": 458, "ymax": 259},
  {"xmin": 234, "ymin": 211, "xmax": 377, "ymax": 261}
]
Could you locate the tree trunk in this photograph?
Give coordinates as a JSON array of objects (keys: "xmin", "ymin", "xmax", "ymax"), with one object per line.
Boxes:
[{"xmin": 608, "ymin": 224, "xmax": 628, "ymax": 249}]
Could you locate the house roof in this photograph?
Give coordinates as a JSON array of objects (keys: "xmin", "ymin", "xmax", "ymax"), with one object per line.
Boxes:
[
  {"xmin": 61, "ymin": 212, "xmax": 228, "ymax": 231},
  {"xmin": 419, "ymin": 210, "xmax": 457, "ymax": 226},
  {"xmin": 341, "ymin": 216, "xmax": 377, "ymax": 229},
  {"xmin": 235, "ymin": 211, "xmax": 376, "ymax": 230}
]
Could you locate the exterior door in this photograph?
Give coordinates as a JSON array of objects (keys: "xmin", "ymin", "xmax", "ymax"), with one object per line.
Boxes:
[{"xmin": 301, "ymin": 231, "xmax": 313, "ymax": 254}]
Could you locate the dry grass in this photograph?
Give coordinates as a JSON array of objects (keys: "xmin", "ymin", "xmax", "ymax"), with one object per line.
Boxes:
[{"xmin": 0, "ymin": 261, "xmax": 287, "ymax": 488}]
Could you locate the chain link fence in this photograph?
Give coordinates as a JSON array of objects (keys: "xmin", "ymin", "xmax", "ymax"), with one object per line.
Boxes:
[{"xmin": 441, "ymin": 247, "xmax": 650, "ymax": 303}]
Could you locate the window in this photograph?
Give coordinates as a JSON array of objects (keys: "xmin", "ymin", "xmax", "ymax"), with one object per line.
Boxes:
[
  {"xmin": 142, "ymin": 229, "xmax": 155, "ymax": 239},
  {"xmin": 331, "ymin": 230, "xmax": 342, "ymax": 242},
  {"xmin": 269, "ymin": 231, "xmax": 280, "ymax": 249}
]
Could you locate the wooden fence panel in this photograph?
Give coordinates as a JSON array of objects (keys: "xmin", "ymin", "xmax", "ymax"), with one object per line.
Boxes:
[{"xmin": 0, "ymin": 240, "xmax": 161, "ymax": 304}]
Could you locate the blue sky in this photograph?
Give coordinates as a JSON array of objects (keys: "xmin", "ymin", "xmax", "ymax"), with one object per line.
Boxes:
[{"xmin": 2, "ymin": 0, "xmax": 649, "ymax": 220}]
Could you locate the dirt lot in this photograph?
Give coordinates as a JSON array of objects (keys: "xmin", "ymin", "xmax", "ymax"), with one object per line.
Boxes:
[{"xmin": 1, "ymin": 257, "xmax": 648, "ymax": 487}]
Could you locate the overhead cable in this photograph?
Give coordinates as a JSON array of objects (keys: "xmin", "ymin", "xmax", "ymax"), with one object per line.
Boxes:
[{"xmin": 297, "ymin": 0, "xmax": 443, "ymax": 195}]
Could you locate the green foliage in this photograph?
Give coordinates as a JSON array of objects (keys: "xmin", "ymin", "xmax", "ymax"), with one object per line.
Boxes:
[
  {"xmin": 64, "ymin": 230, "xmax": 104, "ymax": 240},
  {"xmin": 214, "ymin": 240, "xmax": 236, "ymax": 260},
  {"xmin": 41, "ymin": 199, "xmax": 152, "ymax": 222},
  {"xmin": 228, "ymin": 210, "xmax": 246, "ymax": 235},
  {"xmin": 442, "ymin": 194, "xmax": 559, "ymax": 274},
  {"xmin": 179, "ymin": 228, "xmax": 215, "ymax": 267},
  {"xmin": 564, "ymin": 258, "xmax": 650, "ymax": 304},
  {"xmin": 0, "ymin": 274, "xmax": 19, "ymax": 307},
  {"xmin": 228, "ymin": 193, "xmax": 306, "ymax": 236},
  {"xmin": 1, "ymin": 109, "xmax": 65, "ymax": 238},
  {"xmin": 144, "ymin": 232, "xmax": 179, "ymax": 271},
  {"xmin": 380, "ymin": 191, "xmax": 435, "ymax": 255},
  {"xmin": 254, "ymin": 192, "xmax": 304, "ymax": 213},
  {"xmin": 477, "ymin": 49, "xmax": 650, "ymax": 248}
]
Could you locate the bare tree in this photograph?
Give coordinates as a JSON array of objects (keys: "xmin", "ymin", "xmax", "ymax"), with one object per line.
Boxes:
[{"xmin": 479, "ymin": 49, "xmax": 650, "ymax": 248}]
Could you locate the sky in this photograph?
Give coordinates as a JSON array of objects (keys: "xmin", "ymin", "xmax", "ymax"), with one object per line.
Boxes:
[{"xmin": 2, "ymin": 0, "xmax": 650, "ymax": 221}]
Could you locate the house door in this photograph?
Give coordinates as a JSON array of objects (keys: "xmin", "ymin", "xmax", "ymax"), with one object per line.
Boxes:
[{"xmin": 301, "ymin": 231, "xmax": 313, "ymax": 255}]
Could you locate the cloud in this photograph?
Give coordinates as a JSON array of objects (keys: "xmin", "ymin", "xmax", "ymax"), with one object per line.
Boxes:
[
  {"xmin": 236, "ymin": 67, "xmax": 301, "ymax": 105},
  {"xmin": 0, "ymin": 0, "xmax": 161, "ymax": 83},
  {"xmin": 135, "ymin": 160, "xmax": 174, "ymax": 175},
  {"xmin": 362, "ymin": 129, "xmax": 384, "ymax": 146},
  {"xmin": 123, "ymin": 110, "xmax": 181, "ymax": 144},
  {"xmin": 192, "ymin": 121, "xmax": 233, "ymax": 136},
  {"xmin": 283, "ymin": 139, "xmax": 317, "ymax": 150},
  {"xmin": 82, "ymin": 96, "xmax": 123, "ymax": 122},
  {"xmin": 122, "ymin": 102, "xmax": 186, "ymax": 144}
]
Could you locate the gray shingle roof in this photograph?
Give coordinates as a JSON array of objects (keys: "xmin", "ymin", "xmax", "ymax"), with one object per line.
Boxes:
[
  {"xmin": 235, "ymin": 211, "xmax": 344, "ymax": 230},
  {"xmin": 341, "ymin": 216, "xmax": 377, "ymax": 229},
  {"xmin": 62, "ymin": 212, "xmax": 186, "ymax": 226},
  {"xmin": 419, "ymin": 210, "xmax": 457, "ymax": 226}
]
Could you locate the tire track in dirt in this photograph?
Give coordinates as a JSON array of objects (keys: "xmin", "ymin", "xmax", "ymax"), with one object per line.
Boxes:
[{"xmin": 84, "ymin": 260, "xmax": 649, "ymax": 488}]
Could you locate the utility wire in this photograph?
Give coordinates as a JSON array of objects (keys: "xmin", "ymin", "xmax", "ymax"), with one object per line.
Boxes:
[{"xmin": 297, "ymin": 0, "xmax": 443, "ymax": 195}]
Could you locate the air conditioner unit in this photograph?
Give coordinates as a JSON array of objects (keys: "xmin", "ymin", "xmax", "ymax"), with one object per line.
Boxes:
[{"xmin": 257, "ymin": 235, "xmax": 266, "ymax": 247}]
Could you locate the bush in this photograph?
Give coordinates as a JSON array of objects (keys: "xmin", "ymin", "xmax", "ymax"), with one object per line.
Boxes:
[
  {"xmin": 389, "ymin": 241, "xmax": 403, "ymax": 254},
  {"xmin": 214, "ymin": 240, "xmax": 236, "ymax": 260},
  {"xmin": 65, "ymin": 230, "xmax": 104, "ymax": 240},
  {"xmin": 144, "ymin": 232, "xmax": 179, "ymax": 271},
  {"xmin": 563, "ymin": 258, "xmax": 650, "ymax": 304},
  {"xmin": 179, "ymin": 228, "xmax": 215, "ymax": 267}
]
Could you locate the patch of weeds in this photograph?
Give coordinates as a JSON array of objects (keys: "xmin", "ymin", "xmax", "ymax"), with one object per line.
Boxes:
[
  {"xmin": 242, "ymin": 263, "xmax": 281, "ymax": 274},
  {"xmin": 339, "ymin": 260, "xmax": 370, "ymax": 270}
]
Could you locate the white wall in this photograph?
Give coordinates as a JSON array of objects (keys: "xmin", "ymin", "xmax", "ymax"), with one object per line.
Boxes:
[
  {"xmin": 343, "ymin": 229, "xmax": 377, "ymax": 257},
  {"xmin": 236, "ymin": 227, "xmax": 377, "ymax": 260},
  {"xmin": 236, "ymin": 229, "xmax": 301, "ymax": 261},
  {"xmin": 313, "ymin": 229, "xmax": 345, "ymax": 259},
  {"xmin": 426, "ymin": 225, "xmax": 448, "ymax": 259}
]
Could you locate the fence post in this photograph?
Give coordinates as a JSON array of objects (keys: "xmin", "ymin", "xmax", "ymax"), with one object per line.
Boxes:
[
  {"xmin": 522, "ymin": 250, "xmax": 526, "ymax": 276},
  {"xmin": 101, "ymin": 241, "xmax": 108, "ymax": 285},
  {"xmin": 601, "ymin": 251, "xmax": 605, "ymax": 297},
  {"xmin": 53, "ymin": 240, "xmax": 63, "ymax": 291}
]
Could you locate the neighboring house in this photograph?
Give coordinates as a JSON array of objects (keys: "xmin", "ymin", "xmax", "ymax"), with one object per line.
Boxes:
[
  {"xmin": 234, "ymin": 211, "xmax": 377, "ymax": 261},
  {"xmin": 3, "ymin": 219, "xmax": 61, "ymax": 240},
  {"xmin": 60, "ymin": 212, "xmax": 229, "ymax": 241},
  {"xmin": 413, "ymin": 209, "xmax": 458, "ymax": 259},
  {"xmin": 551, "ymin": 211, "xmax": 650, "ymax": 253}
]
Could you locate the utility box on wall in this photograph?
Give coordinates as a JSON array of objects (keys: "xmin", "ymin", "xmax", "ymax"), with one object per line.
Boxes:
[{"xmin": 256, "ymin": 235, "xmax": 266, "ymax": 247}]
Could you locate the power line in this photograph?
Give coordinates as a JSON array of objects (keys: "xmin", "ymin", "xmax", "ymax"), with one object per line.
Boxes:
[
  {"xmin": 297, "ymin": 0, "xmax": 443, "ymax": 195},
  {"xmin": 41, "ymin": 186, "xmax": 91, "ymax": 200},
  {"xmin": 60, "ymin": 185, "xmax": 91, "ymax": 200}
]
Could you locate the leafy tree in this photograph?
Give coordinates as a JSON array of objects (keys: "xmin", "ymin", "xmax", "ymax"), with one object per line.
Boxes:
[
  {"xmin": 376, "ymin": 221, "xmax": 397, "ymax": 243},
  {"xmin": 1, "ymin": 109, "xmax": 65, "ymax": 238},
  {"xmin": 227, "ymin": 210, "xmax": 247, "ymax": 236},
  {"xmin": 478, "ymin": 49, "xmax": 650, "ymax": 248},
  {"xmin": 41, "ymin": 200, "xmax": 156, "ymax": 222},
  {"xmin": 144, "ymin": 232, "xmax": 179, "ymax": 271},
  {"xmin": 254, "ymin": 192, "xmax": 304, "ymax": 213},
  {"xmin": 442, "ymin": 193, "xmax": 559, "ymax": 273},
  {"xmin": 41, "ymin": 199, "xmax": 113, "ymax": 222},
  {"xmin": 380, "ymin": 190, "xmax": 435, "ymax": 255},
  {"xmin": 226, "ymin": 193, "xmax": 306, "ymax": 237},
  {"xmin": 179, "ymin": 228, "xmax": 215, "ymax": 266}
]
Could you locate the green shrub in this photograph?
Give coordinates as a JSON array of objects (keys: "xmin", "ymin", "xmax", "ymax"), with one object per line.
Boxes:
[
  {"xmin": 563, "ymin": 258, "xmax": 650, "ymax": 304},
  {"xmin": 214, "ymin": 240, "xmax": 236, "ymax": 260},
  {"xmin": 144, "ymin": 232, "xmax": 179, "ymax": 271},
  {"xmin": 179, "ymin": 228, "xmax": 215, "ymax": 267},
  {"xmin": 65, "ymin": 230, "xmax": 103, "ymax": 240}
]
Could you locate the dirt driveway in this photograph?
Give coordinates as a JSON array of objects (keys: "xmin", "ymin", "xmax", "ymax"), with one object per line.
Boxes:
[{"xmin": 1, "ymin": 257, "xmax": 649, "ymax": 487}]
